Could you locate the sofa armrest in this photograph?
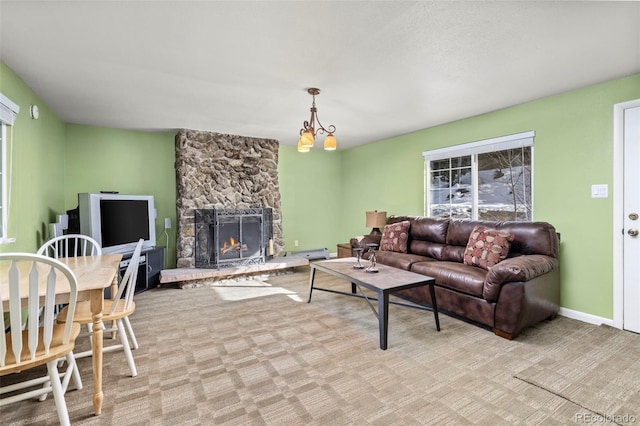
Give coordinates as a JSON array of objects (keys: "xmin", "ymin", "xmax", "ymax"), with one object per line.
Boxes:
[
  {"xmin": 483, "ymin": 255, "xmax": 559, "ymax": 301},
  {"xmin": 350, "ymin": 234, "xmax": 382, "ymax": 251}
]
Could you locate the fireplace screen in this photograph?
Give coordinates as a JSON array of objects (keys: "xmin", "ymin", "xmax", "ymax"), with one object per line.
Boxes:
[{"xmin": 195, "ymin": 208, "xmax": 273, "ymax": 269}]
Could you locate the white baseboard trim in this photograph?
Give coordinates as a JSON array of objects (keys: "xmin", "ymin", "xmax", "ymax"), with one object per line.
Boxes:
[
  {"xmin": 329, "ymin": 251, "xmax": 338, "ymax": 258},
  {"xmin": 558, "ymin": 307, "xmax": 616, "ymax": 328}
]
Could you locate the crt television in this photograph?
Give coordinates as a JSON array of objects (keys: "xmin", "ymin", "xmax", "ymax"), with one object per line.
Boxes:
[{"xmin": 78, "ymin": 193, "xmax": 157, "ymax": 254}]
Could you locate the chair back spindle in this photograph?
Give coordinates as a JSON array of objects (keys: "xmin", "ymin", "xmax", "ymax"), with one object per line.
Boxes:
[
  {"xmin": 1, "ymin": 253, "xmax": 81, "ymax": 425},
  {"xmin": 0, "ymin": 254, "xmax": 78, "ymax": 367},
  {"xmin": 37, "ymin": 234, "xmax": 102, "ymax": 259},
  {"xmin": 111, "ymin": 239, "xmax": 144, "ymax": 314}
]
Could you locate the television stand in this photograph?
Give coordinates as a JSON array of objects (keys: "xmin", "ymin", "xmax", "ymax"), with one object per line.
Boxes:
[{"xmin": 118, "ymin": 246, "xmax": 164, "ymax": 294}]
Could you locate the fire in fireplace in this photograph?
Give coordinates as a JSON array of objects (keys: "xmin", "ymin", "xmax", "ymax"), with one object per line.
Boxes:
[
  {"xmin": 194, "ymin": 208, "xmax": 273, "ymax": 269},
  {"xmin": 220, "ymin": 237, "xmax": 248, "ymax": 255}
]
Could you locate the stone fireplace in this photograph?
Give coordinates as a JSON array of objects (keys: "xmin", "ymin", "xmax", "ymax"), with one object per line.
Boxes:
[{"xmin": 175, "ymin": 130, "xmax": 284, "ymax": 268}]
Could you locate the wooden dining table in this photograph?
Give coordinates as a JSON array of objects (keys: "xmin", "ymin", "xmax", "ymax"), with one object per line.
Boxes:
[{"xmin": 1, "ymin": 253, "xmax": 123, "ymax": 416}]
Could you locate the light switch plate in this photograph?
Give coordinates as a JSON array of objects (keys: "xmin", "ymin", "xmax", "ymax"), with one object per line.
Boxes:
[{"xmin": 591, "ymin": 184, "xmax": 608, "ymax": 198}]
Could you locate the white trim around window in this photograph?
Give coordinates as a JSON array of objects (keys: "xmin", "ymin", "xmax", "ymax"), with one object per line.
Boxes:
[
  {"xmin": 423, "ymin": 131, "xmax": 534, "ymax": 161},
  {"xmin": 0, "ymin": 93, "xmax": 19, "ymax": 244},
  {"xmin": 0, "ymin": 93, "xmax": 20, "ymax": 125},
  {"xmin": 423, "ymin": 131, "xmax": 535, "ymax": 221}
]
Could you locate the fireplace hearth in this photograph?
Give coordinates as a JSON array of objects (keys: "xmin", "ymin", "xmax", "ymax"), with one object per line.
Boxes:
[{"xmin": 195, "ymin": 208, "xmax": 273, "ymax": 269}]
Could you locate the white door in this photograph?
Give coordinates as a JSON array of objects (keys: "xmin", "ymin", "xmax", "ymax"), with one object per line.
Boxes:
[{"xmin": 623, "ymin": 104, "xmax": 640, "ymax": 333}]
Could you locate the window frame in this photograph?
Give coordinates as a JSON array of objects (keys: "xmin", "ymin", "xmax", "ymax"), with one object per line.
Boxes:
[
  {"xmin": 0, "ymin": 93, "xmax": 19, "ymax": 244},
  {"xmin": 423, "ymin": 131, "xmax": 535, "ymax": 221},
  {"xmin": 1, "ymin": 122, "xmax": 6, "ymax": 241}
]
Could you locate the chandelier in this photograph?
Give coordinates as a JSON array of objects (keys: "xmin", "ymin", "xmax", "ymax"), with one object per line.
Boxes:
[{"xmin": 297, "ymin": 88, "xmax": 337, "ymax": 152}]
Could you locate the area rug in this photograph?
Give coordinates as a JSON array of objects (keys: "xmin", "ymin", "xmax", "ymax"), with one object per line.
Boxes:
[{"xmin": 514, "ymin": 324, "xmax": 640, "ymax": 421}]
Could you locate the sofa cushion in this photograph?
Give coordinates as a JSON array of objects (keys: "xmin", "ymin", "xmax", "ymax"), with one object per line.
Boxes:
[
  {"xmin": 446, "ymin": 219, "xmax": 560, "ymax": 258},
  {"xmin": 493, "ymin": 221, "xmax": 559, "ymax": 258},
  {"xmin": 408, "ymin": 217, "xmax": 449, "ymax": 244},
  {"xmin": 379, "ymin": 220, "xmax": 410, "ymax": 253},
  {"xmin": 375, "ymin": 251, "xmax": 434, "ymax": 270},
  {"xmin": 442, "ymin": 245, "xmax": 466, "ymax": 263},
  {"xmin": 411, "ymin": 261, "xmax": 486, "ymax": 298},
  {"xmin": 446, "ymin": 220, "xmax": 485, "ymax": 246},
  {"xmin": 410, "ymin": 240, "xmax": 447, "ymax": 260},
  {"xmin": 463, "ymin": 226, "xmax": 515, "ymax": 270},
  {"xmin": 385, "ymin": 216, "xmax": 449, "ymax": 259}
]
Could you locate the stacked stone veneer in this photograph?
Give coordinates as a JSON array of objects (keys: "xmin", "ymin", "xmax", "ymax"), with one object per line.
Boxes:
[{"xmin": 175, "ymin": 129, "xmax": 284, "ymax": 268}]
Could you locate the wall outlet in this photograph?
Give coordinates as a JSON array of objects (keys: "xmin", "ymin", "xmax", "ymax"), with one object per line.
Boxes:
[
  {"xmin": 164, "ymin": 217, "xmax": 172, "ymax": 229},
  {"xmin": 294, "ymin": 240, "xmax": 299, "ymax": 247}
]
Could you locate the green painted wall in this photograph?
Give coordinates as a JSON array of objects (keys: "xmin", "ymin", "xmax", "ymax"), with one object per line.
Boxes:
[
  {"xmin": 340, "ymin": 74, "xmax": 640, "ymax": 319},
  {"xmin": 278, "ymin": 145, "xmax": 342, "ymax": 252},
  {"xmin": 0, "ymin": 61, "xmax": 67, "ymax": 252},
  {"xmin": 64, "ymin": 125, "xmax": 176, "ymax": 267},
  {"xmin": 0, "ymin": 61, "xmax": 176, "ymax": 263}
]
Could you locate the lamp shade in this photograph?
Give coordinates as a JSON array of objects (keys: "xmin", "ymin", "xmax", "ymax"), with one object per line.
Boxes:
[
  {"xmin": 299, "ymin": 130, "xmax": 315, "ymax": 148},
  {"xmin": 366, "ymin": 211, "xmax": 387, "ymax": 228},
  {"xmin": 323, "ymin": 134, "xmax": 337, "ymax": 151}
]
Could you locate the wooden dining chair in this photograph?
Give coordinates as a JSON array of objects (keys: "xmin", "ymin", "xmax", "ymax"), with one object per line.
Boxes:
[
  {"xmin": 37, "ymin": 234, "xmax": 102, "ymax": 259},
  {"xmin": 0, "ymin": 253, "xmax": 82, "ymax": 426},
  {"xmin": 36, "ymin": 233, "xmax": 103, "ymax": 399},
  {"xmin": 58, "ymin": 239, "xmax": 143, "ymax": 377}
]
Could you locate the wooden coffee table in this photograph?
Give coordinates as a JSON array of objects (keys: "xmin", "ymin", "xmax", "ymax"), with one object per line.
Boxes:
[{"xmin": 307, "ymin": 257, "xmax": 440, "ymax": 350}]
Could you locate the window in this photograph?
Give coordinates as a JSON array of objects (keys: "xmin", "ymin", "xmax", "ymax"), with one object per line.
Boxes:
[
  {"xmin": 0, "ymin": 123, "xmax": 6, "ymax": 240},
  {"xmin": 424, "ymin": 131, "xmax": 534, "ymax": 222},
  {"xmin": 0, "ymin": 93, "xmax": 19, "ymax": 243}
]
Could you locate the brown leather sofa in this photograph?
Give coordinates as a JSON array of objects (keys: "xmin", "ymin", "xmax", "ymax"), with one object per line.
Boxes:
[{"xmin": 350, "ymin": 215, "xmax": 560, "ymax": 339}]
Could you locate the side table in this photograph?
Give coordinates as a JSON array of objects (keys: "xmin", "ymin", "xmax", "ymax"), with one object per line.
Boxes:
[{"xmin": 337, "ymin": 243, "xmax": 352, "ymax": 258}]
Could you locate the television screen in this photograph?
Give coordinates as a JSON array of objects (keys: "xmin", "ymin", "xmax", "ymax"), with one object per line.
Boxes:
[
  {"xmin": 78, "ymin": 192, "xmax": 156, "ymax": 254},
  {"xmin": 100, "ymin": 199, "xmax": 150, "ymax": 247}
]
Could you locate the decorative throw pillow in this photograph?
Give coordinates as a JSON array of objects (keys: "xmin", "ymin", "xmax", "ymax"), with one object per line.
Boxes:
[
  {"xmin": 379, "ymin": 221, "xmax": 410, "ymax": 253},
  {"xmin": 463, "ymin": 226, "xmax": 514, "ymax": 270}
]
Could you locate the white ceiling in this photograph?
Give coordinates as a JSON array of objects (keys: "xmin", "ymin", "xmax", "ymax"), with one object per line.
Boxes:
[{"xmin": 1, "ymin": 1, "xmax": 639, "ymax": 149}]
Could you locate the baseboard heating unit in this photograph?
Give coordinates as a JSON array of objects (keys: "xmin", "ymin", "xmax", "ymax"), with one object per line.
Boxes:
[{"xmin": 287, "ymin": 248, "xmax": 330, "ymax": 260}]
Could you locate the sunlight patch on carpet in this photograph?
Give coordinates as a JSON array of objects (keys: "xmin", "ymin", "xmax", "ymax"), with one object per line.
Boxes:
[{"xmin": 202, "ymin": 276, "xmax": 304, "ymax": 302}]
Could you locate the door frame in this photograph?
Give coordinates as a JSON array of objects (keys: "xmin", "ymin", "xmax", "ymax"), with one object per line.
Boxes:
[{"xmin": 613, "ymin": 99, "xmax": 640, "ymax": 329}]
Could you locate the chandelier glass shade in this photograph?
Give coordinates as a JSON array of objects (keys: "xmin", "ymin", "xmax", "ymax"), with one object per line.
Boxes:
[
  {"xmin": 299, "ymin": 129, "xmax": 315, "ymax": 148},
  {"xmin": 323, "ymin": 134, "xmax": 337, "ymax": 151},
  {"xmin": 297, "ymin": 139, "xmax": 310, "ymax": 152},
  {"xmin": 297, "ymin": 88, "xmax": 337, "ymax": 152}
]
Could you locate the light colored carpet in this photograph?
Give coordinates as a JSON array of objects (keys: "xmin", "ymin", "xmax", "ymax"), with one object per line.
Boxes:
[
  {"xmin": 2, "ymin": 267, "xmax": 639, "ymax": 425},
  {"xmin": 514, "ymin": 323, "xmax": 640, "ymax": 422}
]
